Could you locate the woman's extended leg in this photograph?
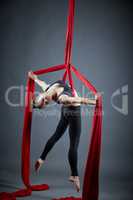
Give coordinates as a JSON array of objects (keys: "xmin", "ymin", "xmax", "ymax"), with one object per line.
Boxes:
[
  {"xmin": 35, "ymin": 108, "xmax": 69, "ymax": 172},
  {"xmin": 40, "ymin": 109, "xmax": 69, "ymax": 161},
  {"xmin": 68, "ymin": 106, "xmax": 81, "ymax": 176},
  {"xmin": 68, "ymin": 106, "xmax": 81, "ymax": 192}
]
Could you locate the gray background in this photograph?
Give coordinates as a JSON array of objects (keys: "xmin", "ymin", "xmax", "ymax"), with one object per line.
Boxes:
[{"xmin": 0, "ymin": 0, "xmax": 132, "ymax": 199}]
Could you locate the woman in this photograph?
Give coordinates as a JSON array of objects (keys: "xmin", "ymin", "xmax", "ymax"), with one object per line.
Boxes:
[{"xmin": 28, "ymin": 71, "xmax": 97, "ymax": 192}]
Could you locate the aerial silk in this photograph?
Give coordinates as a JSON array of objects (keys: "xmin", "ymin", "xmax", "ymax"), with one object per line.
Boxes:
[{"xmin": 0, "ymin": 0, "xmax": 103, "ymax": 200}]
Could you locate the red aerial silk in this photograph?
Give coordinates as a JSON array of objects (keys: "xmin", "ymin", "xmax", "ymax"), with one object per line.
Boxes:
[{"xmin": 0, "ymin": 0, "xmax": 103, "ymax": 200}]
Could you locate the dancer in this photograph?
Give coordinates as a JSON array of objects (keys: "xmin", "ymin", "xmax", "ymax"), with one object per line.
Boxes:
[{"xmin": 28, "ymin": 71, "xmax": 97, "ymax": 192}]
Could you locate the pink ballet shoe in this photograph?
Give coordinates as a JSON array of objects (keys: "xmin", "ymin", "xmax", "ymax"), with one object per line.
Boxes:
[{"xmin": 34, "ymin": 158, "xmax": 44, "ymax": 173}]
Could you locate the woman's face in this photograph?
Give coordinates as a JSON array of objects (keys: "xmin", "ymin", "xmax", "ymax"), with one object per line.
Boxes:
[
  {"xmin": 44, "ymin": 96, "xmax": 50, "ymax": 104},
  {"xmin": 43, "ymin": 98, "xmax": 49, "ymax": 106},
  {"xmin": 42, "ymin": 92, "xmax": 52, "ymax": 107},
  {"xmin": 42, "ymin": 84, "xmax": 57, "ymax": 107}
]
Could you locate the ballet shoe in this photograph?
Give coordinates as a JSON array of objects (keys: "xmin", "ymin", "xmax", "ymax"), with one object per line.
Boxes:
[
  {"xmin": 73, "ymin": 176, "xmax": 80, "ymax": 192},
  {"xmin": 69, "ymin": 176, "xmax": 80, "ymax": 192},
  {"xmin": 69, "ymin": 176, "xmax": 75, "ymax": 182},
  {"xmin": 34, "ymin": 158, "xmax": 44, "ymax": 173}
]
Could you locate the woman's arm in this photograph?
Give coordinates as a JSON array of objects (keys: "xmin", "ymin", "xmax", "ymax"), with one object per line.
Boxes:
[
  {"xmin": 58, "ymin": 94, "xmax": 97, "ymax": 105},
  {"xmin": 28, "ymin": 71, "xmax": 47, "ymax": 92}
]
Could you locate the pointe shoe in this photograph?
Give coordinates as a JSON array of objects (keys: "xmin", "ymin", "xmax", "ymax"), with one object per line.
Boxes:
[
  {"xmin": 69, "ymin": 176, "xmax": 75, "ymax": 182},
  {"xmin": 34, "ymin": 158, "xmax": 44, "ymax": 173},
  {"xmin": 69, "ymin": 176, "xmax": 80, "ymax": 192},
  {"xmin": 73, "ymin": 176, "xmax": 80, "ymax": 192}
]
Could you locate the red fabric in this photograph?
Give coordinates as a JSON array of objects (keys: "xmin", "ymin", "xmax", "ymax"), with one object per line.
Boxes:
[
  {"xmin": 0, "ymin": 0, "xmax": 103, "ymax": 200},
  {"xmin": 34, "ymin": 64, "xmax": 65, "ymax": 75},
  {"xmin": 64, "ymin": 0, "xmax": 75, "ymax": 96},
  {"xmin": 64, "ymin": 0, "xmax": 75, "ymax": 65},
  {"xmin": 71, "ymin": 65, "xmax": 102, "ymax": 200},
  {"xmin": 0, "ymin": 65, "xmax": 65, "ymax": 200}
]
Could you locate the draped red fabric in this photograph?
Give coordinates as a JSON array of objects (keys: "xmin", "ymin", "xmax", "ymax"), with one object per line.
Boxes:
[
  {"xmin": 0, "ymin": 65, "xmax": 65, "ymax": 200},
  {"xmin": 64, "ymin": 0, "xmax": 75, "ymax": 96},
  {"xmin": 0, "ymin": 1, "xmax": 103, "ymax": 200},
  {"xmin": 71, "ymin": 65, "xmax": 102, "ymax": 200}
]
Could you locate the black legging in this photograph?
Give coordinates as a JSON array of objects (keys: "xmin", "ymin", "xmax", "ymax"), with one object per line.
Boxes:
[{"xmin": 40, "ymin": 105, "xmax": 81, "ymax": 176}]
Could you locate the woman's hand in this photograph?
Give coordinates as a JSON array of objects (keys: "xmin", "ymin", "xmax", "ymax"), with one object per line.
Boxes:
[{"xmin": 28, "ymin": 71, "xmax": 38, "ymax": 81}]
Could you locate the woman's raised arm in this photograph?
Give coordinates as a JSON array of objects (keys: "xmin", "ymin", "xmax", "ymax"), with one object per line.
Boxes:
[{"xmin": 28, "ymin": 71, "xmax": 47, "ymax": 92}]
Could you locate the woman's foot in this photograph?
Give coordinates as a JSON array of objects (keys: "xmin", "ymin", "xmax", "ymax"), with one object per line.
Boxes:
[
  {"xmin": 69, "ymin": 176, "xmax": 75, "ymax": 182},
  {"xmin": 34, "ymin": 158, "xmax": 44, "ymax": 173},
  {"xmin": 69, "ymin": 176, "xmax": 80, "ymax": 192}
]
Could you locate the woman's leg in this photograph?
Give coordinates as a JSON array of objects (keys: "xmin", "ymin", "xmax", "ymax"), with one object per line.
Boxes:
[
  {"xmin": 68, "ymin": 106, "xmax": 81, "ymax": 177},
  {"xmin": 40, "ymin": 109, "xmax": 69, "ymax": 161}
]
